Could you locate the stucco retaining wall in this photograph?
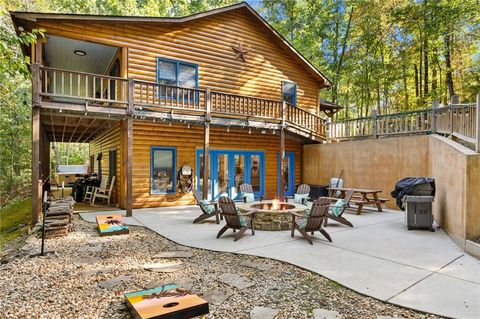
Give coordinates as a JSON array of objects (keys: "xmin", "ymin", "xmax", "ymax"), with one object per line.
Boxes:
[{"xmin": 303, "ymin": 134, "xmax": 480, "ymax": 250}]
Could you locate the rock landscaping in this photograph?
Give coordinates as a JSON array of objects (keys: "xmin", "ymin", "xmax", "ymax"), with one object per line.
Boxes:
[{"xmin": 0, "ymin": 215, "xmax": 443, "ymax": 319}]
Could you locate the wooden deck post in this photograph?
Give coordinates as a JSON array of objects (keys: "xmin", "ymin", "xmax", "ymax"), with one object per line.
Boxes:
[
  {"xmin": 202, "ymin": 89, "xmax": 211, "ymax": 200},
  {"xmin": 279, "ymin": 101, "xmax": 286, "ymax": 201},
  {"xmin": 450, "ymin": 95, "xmax": 459, "ymax": 137},
  {"xmin": 125, "ymin": 78, "xmax": 134, "ymax": 216},
  {"xmin": 431, "ymin": 100, "xmax": 438, "ymax": 134},
  {"xmin": 475, "ymin": 94, "xmax": 480, "ymax": 153},
  {"xmin": 372, "ymin": 110, "xmax": 378, "ymax": 139}
]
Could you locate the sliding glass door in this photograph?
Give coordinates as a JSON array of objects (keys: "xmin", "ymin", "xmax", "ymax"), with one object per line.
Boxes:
[{"xmin": 196, "ymin": 150, "xmax": 264, "ymax": 201}]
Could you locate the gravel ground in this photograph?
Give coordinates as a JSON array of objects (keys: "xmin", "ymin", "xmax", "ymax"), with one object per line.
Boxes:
[{"xmin": 0, "ymin": 216, "xmax": 443, "ymax": 319}]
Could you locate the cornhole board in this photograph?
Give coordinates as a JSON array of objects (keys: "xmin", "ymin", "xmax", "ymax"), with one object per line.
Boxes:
[
  {"xmin": 96, "ymin": 214, "xmax": 129, "ymax": 237},
  {"xmin": 125, "ymin": 284, "xmax": 209, "ymax": 319}
]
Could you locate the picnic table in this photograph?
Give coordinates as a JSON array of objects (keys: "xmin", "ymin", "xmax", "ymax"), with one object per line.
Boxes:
[{"xmin": 327, "ymin": 187, "xmax": 388, "ymax": 215}]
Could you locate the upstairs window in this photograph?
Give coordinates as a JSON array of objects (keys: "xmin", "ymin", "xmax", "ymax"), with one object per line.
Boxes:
[
  {"xmin": 282, "ymin": 81, "xmax": 297, "ymax": 106},
  {"xmin": 157, "ymin": 58, "xmax": 198, "ymax": 89}
]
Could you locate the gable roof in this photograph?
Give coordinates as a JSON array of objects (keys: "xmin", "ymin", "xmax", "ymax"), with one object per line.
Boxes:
[{"xmin": 10, "ymin": 2, "xmax": 331, "ymax": 87}]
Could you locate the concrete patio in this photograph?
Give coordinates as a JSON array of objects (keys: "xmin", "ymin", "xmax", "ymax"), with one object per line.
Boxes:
[{"xmin": 80, "ymin": 206, "xmax": 480, "ymax": 319}]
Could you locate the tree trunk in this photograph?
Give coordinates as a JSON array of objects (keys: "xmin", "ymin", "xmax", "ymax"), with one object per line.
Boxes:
[
  {"xmin": 444, "ymin": 34, "xmax": 455, "ymax": 98},
  {"xmin": 414, "ymin": 64, "xmax": 419, "ymax": 98},
  {"xmin": 403, "ymin": 63, "xmax": 409, "ymax": 110},
  {"xmin": 424, "ymin": 38, "xmax": 428, "ymax": 96}
]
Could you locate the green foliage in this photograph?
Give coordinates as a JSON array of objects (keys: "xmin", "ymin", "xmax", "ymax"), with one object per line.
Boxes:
[
  {"xmin": 0, "ymin": 198, "xmax": 31, "ymax": 249},
  {"xmin": 261, "ymin": 0, "xmax": 480, "ymax": 118}
]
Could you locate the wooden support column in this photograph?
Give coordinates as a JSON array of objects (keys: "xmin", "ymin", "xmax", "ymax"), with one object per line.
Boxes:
[
  {"xmin": 372, "ymin": 110, "xmax": 378, "ymax": 139},
  {"xmin": 31, "ymin": 37, "xmax": 42, "ymax": 225},
  {"xmin": 124, "ymin": 78, "xmax": 134, "ymax": 216},
  {"xmin": 279, "ymin": 101, "xmax": 286, "ymax": 201},
  {"xmin": 202, "ymin": 89, "xmax": 211, "ymax": 200}
]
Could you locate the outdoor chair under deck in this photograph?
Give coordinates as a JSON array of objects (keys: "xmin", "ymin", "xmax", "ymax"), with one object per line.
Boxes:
[
  {"xmin": 287, "ymin": 184, "xmax": 311, "ymax": 205},
  {"xmin": 322, "ymin": 190, "xmax": 354, "ymax": 228},
  {"xmin": 87, "ymin": 176, "xmax": 108, "ymax": 203},
  {"xmin": 291, "ymin": 197, "xmax": 332, "ymax": 245},
  {"xmin": 239, "ymin": 183, "xmax": 263, "ymax": 203},
  {"xmin": 192, "ymin": 190, "xmax": 221, "ymax": 224},
  {"xmin": 92, "ymin": 176, "xmax": 116, "ymax": 206},
  {"xmin": 217, "ymin": 196, "xmax": 256, "ymax": 242}
]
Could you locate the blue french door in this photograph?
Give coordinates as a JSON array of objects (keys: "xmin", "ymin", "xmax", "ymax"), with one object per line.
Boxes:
[
  {"xmin": 196, "ymin": 149, "xmax": 265, "ymax": 201},
  {"xmin": 278, "ymin": 152, "xmax": 295, "ymax": 197}
]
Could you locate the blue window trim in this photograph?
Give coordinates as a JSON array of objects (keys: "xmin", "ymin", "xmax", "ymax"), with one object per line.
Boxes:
[
  {"xmin": 151, "ymin": 146, "xmax": 177, "ymax": 195},
  {"xmin": 277, "ymin": 152, "xmax": 295, "ymax": 197},
  {"xmin": 282, "ymin": 80, "xmax": 297, "ymax": 107},
  {"xmin": 157, "ymin": 57, "xmax": 199, "ymax": 95},
  {"xmin": 196, "ymin": 149, "xmax": 265, "ymax": 201}
]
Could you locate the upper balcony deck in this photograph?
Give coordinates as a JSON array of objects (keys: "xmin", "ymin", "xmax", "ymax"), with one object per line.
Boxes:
[{"xmin": 33, "ymin": 64, "xmax": 327, "ymax": 141}]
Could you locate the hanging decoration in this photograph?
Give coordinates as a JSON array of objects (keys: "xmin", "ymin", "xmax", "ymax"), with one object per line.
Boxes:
[{"xmin": 231, "ymin": 41, "xmax": 249, "ymax": 62}]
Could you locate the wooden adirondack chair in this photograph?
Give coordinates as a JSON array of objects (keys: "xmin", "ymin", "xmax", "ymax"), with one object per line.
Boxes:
[
  {"xmin": 239, "ymin": 183, "xmax": 263, "ymax": 203},
  {"xmin": 217, "ymin": 196, "xmax": 256, "ymax": 241},
  {"xmin": 92, "ymin": 176, "xmax": 116, "ymax": 206},
  {"xmin": 322, "ymin": 190, "xmax": 354, "ymax": 228},
  {"xmin": 292, "ymin": 184, "xmax": 311, "ymax": 205},
  {"xmin": 88, "ymin": 176, "xmax": 108, "ymax": 203},
  {"xmin": 192, "ymin": 190, "xmax": 221, "ymax": 224},
  {"xmin": 291, "ymin": 197, "xmax": 331, "ymax": 245}
]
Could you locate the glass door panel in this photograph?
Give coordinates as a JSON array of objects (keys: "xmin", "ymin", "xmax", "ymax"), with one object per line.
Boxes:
[
  {"xmin": 197, "ymin": 153, "xmax": 212, "ymax": 200},
  {"xmin": 250, "ymin": 155, "xmax": 261, "ymax": 193},
  {"xmin": 278, "ymin": 152, "xmax": 295, "ymax": 197},
  {"xmin": 232, "ymin": 154, "xmax": 245, "ymax": 200},
  {"xmin": 215, "ymin": 154, "xmax": 229, "ymax": 199}
]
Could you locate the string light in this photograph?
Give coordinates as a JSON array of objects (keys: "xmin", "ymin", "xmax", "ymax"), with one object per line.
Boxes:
[
  {"xmin": 248, "ymin": 128, "xmax": 251, "ymax": 134},
  {"xmin": 227, "ymin": 126, "xmax": 230, "ymax": 132}
]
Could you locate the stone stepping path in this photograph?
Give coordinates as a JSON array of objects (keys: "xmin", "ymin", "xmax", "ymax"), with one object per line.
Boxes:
[
  {"xmin": 98, "ymin": 275, "xmax": 131, "ymax": 289},
  {"xmin": 202, "ymin": 290, "xmax": 233, "ymax": 305},
  {"xmin": 313, "ymin": 308, "xmax": 342, "ymax": 319},
  {"xmin": 75, "ymin": 256, "xmax": 102, "ymax": 265},
  {"xmin": 240, "ymin": 261, "xmax": 273, "ymax": 271},
  {"xmin": 143, "ymin": 262, "xmax": 183, "ymax": 273},
  {"xmin": 153, "ymin": 251, "xmax": 193, "ymax": 258},
  {"xmin": 250, "ymin": 306, "xmax": 279, "ymax": 319},
  {"xmin": 217, "ymin": 273, "xmax": 255, "ymax": 289}
]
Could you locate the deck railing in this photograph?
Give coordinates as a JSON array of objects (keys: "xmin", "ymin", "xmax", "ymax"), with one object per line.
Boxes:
[
  {"xmin": 328, "ymin": 94, "xmax": 480, "ymax": 152},
  {"xmin": 35, "ymin": 65, "xmax": 326, "ymax": 139}
]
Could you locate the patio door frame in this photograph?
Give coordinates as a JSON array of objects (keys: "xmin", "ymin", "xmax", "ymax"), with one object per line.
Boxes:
[
  {"xmin": 196, "ymin": 149, "xmax": 265, "ymax": 201},
  {"xmin": 277, "ymin": 151, "xmax": 295, "ymax": 197}
]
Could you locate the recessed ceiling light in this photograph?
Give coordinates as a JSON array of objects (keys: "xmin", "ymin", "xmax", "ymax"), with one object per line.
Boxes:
[{"xmin": 74, "ymin": 50, "xmax": 86, "ymax": 56}]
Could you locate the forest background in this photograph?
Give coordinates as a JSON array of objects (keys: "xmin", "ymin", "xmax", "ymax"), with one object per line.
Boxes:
[{"xmin": 0, "ymin": 0, "xmax": 478, "ymax": 203}]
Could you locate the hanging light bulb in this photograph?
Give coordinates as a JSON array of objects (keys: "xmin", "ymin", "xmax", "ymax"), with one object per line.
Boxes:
[
  {"xmin": 248, "ymin": 128, "xmax": 251, "ymax": 134},
  {"xmin": 153, "ymin": 118, "xmax": 155, "ymax": 123},
  {"xmin": 227, "ymin": 126, "xmax": 230, "ymax": 132},
  {"xmin": 188, "ymin": 124, "xmax": 191, "ymax": 128}
]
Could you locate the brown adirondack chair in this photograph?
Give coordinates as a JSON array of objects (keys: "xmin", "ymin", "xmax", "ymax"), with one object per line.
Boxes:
[
  {"xmin": 291, "ymin": 197, "xmax": 332, "ymax": 245},
  {"xmin": 239, "ymin": 183, "xmax": 263, "ymax": 203},
  {"xmin": 322, "ymin": 190, "xmax": 354, "ymax": 228},
  {"xmin": 192, "ymin": 190, "xmax": 221, "ymax": 224},
  {"xmin": 217, "ymin": 196, "xmax": 256, "ymax": 241}
]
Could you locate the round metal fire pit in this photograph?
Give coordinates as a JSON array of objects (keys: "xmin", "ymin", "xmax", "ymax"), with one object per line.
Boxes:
[{"xmin": 238, "ymin": 200, "xmax": 307, "ymax": 231}]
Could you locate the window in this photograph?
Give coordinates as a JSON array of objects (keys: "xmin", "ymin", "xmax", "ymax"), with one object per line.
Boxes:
[
  {"xmin": 151, "ymin": 147, "xmax": 176, "ymax": 194},
  {"xmin": 157, "ymin": 58, "xmax": 198, "ymax": 90},
  {"xmin": 282, "ymin": 81, "xmax": 297, "ymax": 106}
]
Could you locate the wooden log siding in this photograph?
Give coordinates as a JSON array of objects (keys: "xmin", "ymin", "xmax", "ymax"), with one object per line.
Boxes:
[
  {"xmin": 36, "ymin": 8, "xmax": 322, "ymax": 114},
  {"xmin": 89, "ymin": 124, "xmax": 121, "ymax": 205},
  {"xmin": 129, "ymin": 122, "xmax": 302, "ymax": 208}
]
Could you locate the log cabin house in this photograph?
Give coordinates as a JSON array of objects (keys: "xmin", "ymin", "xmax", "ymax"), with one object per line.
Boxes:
[{"xmin": 10, "ymin": 2, "xmax": 331, "ymax": 222}]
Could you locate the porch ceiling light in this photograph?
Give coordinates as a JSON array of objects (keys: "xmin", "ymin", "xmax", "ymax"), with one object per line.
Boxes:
[{"xmin": 74, "ymin": 50, "xmax": 86, "ymax": 56}]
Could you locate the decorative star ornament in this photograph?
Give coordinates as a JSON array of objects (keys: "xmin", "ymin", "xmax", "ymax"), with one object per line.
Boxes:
[{"xmin": 231, "ymin": 41, "xmax": 249, "ymax": 62}]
